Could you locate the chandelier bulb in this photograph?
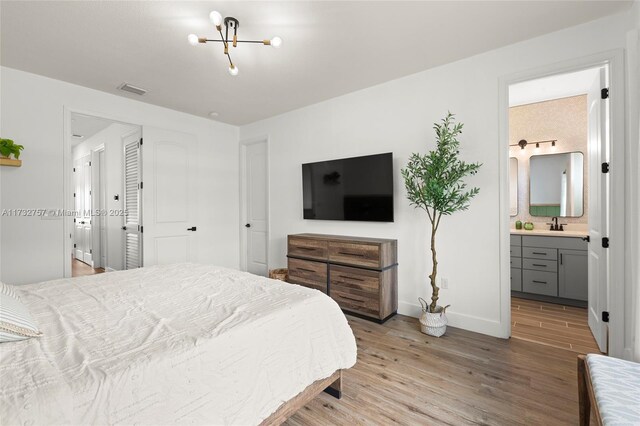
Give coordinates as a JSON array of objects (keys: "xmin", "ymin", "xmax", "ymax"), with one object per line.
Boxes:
[
  {"xmin": 209, "ymin": 11, "xmax": 223, "ymax": 27},
  {"xmin": 187, "ymin": 34, "xmax": 199, "ymax": 46},
  {"xmin": 270, "ymin": 36, "xmax": 282, "ymax": 48},
  {"xmin": 228, "ymin": 64, "xmax": 239, "ymax": 76}
]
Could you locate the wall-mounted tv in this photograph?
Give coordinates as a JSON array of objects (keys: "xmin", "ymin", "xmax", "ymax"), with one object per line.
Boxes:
[{"xmin": 302, "ymin": 153, "xmax": 394, "ymax": 222}]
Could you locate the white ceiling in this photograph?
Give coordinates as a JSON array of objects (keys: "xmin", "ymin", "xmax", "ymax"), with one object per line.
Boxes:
[
  {"xmin": 509, "ymin": 67, "xmax": 601, "ymax": 107},
  {"xmin": 1, "ymin": 1, "xmax": 631, "ymax": 125},
  {"xmin": 70, "ymin": 113, "xmax": 114, "ymax": 147}
]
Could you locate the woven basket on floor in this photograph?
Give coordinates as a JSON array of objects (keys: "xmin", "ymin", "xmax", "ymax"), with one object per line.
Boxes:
[{"xmin": 269, "ymin": 268, "xmax": 288, "ymax": 282}]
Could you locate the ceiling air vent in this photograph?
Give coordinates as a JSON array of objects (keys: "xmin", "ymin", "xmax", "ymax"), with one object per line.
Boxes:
[{"xmin": 118, "ymin": 83, "xmax": 147, "ymax": 96}]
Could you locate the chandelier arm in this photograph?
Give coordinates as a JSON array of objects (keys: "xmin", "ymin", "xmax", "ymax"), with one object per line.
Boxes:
[{"xmin": 204, "ymin": 39, "xmax": 269, "ymax": 44}]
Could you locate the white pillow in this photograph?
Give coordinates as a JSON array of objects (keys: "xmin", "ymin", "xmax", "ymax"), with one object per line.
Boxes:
[{"xmin": 0, "ymin": 281, "xmax": 42, "ymax": 342}]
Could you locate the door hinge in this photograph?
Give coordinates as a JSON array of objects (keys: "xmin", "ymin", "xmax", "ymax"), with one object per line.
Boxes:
[
  {"xmin": 140, "ymin": 181, "xmax": 143, "ymax": 189},
  {"xmin": 73, "ymin": 193, "xmax": 76, "ymax": 198},
  {"xmin": 139, "ymin": 138, "xmax": 143, "ymax": 146},
  {"xmin": 73, "ymin": 167, "xmax": 76, "ymax": 172},
  {"xmin": 140, "ymin": 226, "xmax": 144, "ymax": 233},
  {"xmin": 73, "ymin": 243, "xmax": 76, "ymax": 248},
  {"xmin": 89, "ymin": 190, "xmax": 91, "ymax": 195},
  {"xmin": 602, "ymin": 311, "xmax": 610, "ymax": 323},
  {"xmin": 89, "ymin": 161, "xmax": 92, "ymax": 166},
  {"xmin": 602, "ymin": 237, "xmax": 610, "ymax": 248},
  {"xmin": 90, "ymin": 249, "xmax": 92, "ymax": 254},
  {"xmin": 601, "ymin": 88, "xmax": 609, "ymax": 99},
  {"xmin": 601, "ymin": 162, "xmax": 610, "ymax": 173}
]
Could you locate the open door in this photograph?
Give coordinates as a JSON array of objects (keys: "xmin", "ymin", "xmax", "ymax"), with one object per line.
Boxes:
[
  {"xmin": 142, "ymin": 127, "xmax": 198, "ymax": 265},
  {"xmin": 587, "ymin": 66, "xmax": 609, "ymax": 353},
  {"xmin": 74, "ymin": 154, "xmax": 93, "ymax": 265}
]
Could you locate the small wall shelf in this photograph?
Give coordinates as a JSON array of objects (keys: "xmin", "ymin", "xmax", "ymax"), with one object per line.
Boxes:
[{"xmin": 0, "ymin": 158, "xmax": 22, "ymax": 167}]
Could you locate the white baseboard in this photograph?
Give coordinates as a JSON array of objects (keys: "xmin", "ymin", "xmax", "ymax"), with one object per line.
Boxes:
[{"xmin": 398, "ymin": 300, "xmax": 507, "ymax": 339}]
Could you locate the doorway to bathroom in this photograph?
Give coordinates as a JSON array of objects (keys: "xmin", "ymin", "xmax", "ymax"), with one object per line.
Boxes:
[{"xmin": 504, "ymin": 63, "xmax": 614, "ymax": 355}]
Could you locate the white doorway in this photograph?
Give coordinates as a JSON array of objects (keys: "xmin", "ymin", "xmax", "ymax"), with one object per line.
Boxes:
[
  {"xmin": 240, "ymin": 138, "xmax": 269, "ymax": 276},
  {"xmin": 500, "ymin": 51, "xmax": 626, "ymax": 357}
]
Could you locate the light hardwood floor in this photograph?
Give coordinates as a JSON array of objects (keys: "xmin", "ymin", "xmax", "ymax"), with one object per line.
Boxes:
[
  {"xmin": 511, "ymin": 297, "xmax": 601, "ymax": 354},
  {"xmin": 72, "ymin": 259, "xmax": 105, "ymax": 277},
  {"xmin": 286, "ymin": 314, "xmax": 588, "ymax": 425}
]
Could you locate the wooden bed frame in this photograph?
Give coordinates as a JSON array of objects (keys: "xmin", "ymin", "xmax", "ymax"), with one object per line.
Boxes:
[
  {"xmin": 260, "ymin": 370, "xmax": 343, "ymax": 426},
  {"xmin": 577, "ymin": 355, "xmax": 602, "ymax": 426}
]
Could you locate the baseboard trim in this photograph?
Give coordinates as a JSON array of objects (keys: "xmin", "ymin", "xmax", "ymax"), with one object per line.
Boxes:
[{"xmin": 398, "ymin": 300, "xmax": 506, "ymax": 338}]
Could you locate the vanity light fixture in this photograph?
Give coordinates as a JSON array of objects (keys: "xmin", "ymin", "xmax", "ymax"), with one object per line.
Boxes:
[
  {"xmin": 511, "ymin": 139, "xmax": 557, "ymax": 150},
  {"xmin": 188, "ymin": 11, "xmax": 282, "ymax": 76}
]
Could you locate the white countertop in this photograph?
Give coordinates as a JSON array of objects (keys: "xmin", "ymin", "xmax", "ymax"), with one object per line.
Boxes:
[{"xmin": 511, "ymin": 228, "xmax": 588, "ymax": 238}]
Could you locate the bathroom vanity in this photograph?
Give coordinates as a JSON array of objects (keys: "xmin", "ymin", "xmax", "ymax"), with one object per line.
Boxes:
[{"xmin": 510, "ymin": 231, "xmax": 589, "ymax": 306}]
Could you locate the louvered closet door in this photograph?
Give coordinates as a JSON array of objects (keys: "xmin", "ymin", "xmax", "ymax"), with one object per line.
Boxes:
[{"xmin": 123, "ymin": 135, "xmax": 142, "ymax": 269}]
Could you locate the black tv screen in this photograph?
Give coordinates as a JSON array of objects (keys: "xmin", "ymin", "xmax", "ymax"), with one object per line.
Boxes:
[{"xmin": 302, "ymin": 153, "xmax": 394, "ymax": 222}]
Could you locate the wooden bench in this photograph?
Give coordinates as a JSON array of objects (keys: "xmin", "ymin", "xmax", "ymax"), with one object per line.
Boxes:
[{"xmin": 578, "ymin": 354, "xmax": 640, "ymax": 425}]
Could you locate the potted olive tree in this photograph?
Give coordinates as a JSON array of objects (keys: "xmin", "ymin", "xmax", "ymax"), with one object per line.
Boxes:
[{"xmin": 401, "ymin": 113, "xmax": 481, "ymax": 337}]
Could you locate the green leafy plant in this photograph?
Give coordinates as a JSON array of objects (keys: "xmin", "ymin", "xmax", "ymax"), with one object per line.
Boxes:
[
  {"xmin": 401, "ymin": 112, "xmax": 482, "ymax": 313},
  {"xmin": 0, "ymin": 139, "xmax": 24, "ymax": 159}
]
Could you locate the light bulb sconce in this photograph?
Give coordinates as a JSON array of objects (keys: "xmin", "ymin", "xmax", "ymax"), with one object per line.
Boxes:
[
  {"xmin": 188, "ymin": 11, "xmax": 282, "ymax": 76},
  {"xmin": 511, "ymin": 139, "xmax": 557, "ymax": 150}
]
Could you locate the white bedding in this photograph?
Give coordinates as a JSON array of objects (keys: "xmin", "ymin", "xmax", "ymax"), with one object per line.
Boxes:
[{"xmin": 0, "ymin": 264, "xmax": 357, "ymax": 425}]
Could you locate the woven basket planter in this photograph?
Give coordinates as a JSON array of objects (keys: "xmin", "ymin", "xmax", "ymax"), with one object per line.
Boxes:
[
  {"xmin": 269, "ymin": 268, "xmax": 289, "ymax": 282},
  {"xmin": 418, "ymin": 297, "xmax": 448, "ymax": 337}
]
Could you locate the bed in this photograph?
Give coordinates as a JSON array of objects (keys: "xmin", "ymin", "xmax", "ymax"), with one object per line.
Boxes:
[{"xmin": 0, "ymin": 263, "xmax": 357, "ymax": 425}]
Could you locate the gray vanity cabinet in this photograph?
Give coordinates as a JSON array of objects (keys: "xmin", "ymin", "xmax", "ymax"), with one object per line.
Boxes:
[
  {"xmin": 511, "ymin": 234, "xmax": 588, "ymax": 304},
  {"xmin": 558, "ymin": 249, "xmax": 588, "ymax": 301}
]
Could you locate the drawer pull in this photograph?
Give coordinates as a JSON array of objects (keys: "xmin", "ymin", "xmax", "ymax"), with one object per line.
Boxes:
[
  {"xmin": 338, "ymin": 294, "xmax": 363, "ymax": 303},
  {"xmin": 532, "ymin": 280, "xmax": 547, "ymax": 284},
  {"xmin": 338, "ymin": 251, "xmax": 365, "ymax": 257},
  {"xmin": 296, "ymin": 267, "xmax": 316, "ymax": 273},
  {"xmin": 298, "ymin": 247, "xmax": 317, "ymax": 251},
  {"xmin": 338, "ymin": 274, "xmax": 364, "ymax": 282},
  {"xmin": 532, "ymin": 264, "xmax": 547, "ymax": 267},
  {"xmin": 532, "ymin": 252, "xmax": 547, "ymax": 255}
]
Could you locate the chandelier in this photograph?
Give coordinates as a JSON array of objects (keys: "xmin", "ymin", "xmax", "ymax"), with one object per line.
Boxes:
[{"xmin": 188, "ymin": 11, "xmax": 282, "ymax": 76}]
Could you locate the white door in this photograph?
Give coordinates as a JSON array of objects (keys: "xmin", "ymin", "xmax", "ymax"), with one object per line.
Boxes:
[
  {"xmin": 98, "ymin": 149, "xmax": 107, "ymax": 268},
  {"xmin": 242, "ymin": 141, "xmax": 268, "ymax": 276},
  {"xmin": 123, "ymin": 134, "xmax": 143, "ymax": 269},
  {"xmin": 587, "ymin": 67, "xmax": 609, "ymax": 353},
  {"xmin": 142, "ymin": 127, "xmax": 198, "ymax": 265},
  {"xmin": 74, "ymin": 154, "xmax": 93, "ymax": 265}
]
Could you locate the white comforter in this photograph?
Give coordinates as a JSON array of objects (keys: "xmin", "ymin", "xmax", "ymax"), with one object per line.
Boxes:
[{"xmin": 0, "ymin": 264, "xmax": 357, "ymax": 425}]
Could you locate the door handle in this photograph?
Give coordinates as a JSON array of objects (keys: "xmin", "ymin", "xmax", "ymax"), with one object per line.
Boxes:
[
  {"xmin": 187, "ymin": 227, "xmax": 197, "ymax": 231},
  {"xmin": 122, "ymin": 226, "xmax": 127, "ymax": 231},
  {"xmin": 245, "ymin": 224, "xmax": 251, "ymax": 228}
]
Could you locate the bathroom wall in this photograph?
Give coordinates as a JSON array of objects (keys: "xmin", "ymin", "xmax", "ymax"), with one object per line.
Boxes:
[{"xmin": 509, "ymin": 95, "xmax": 588, "ymax": 226}]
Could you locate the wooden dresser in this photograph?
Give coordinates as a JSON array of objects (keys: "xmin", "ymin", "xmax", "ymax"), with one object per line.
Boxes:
[{"xmin": 287, "ymin": 233, "xmax": 398, "ymax": 323}]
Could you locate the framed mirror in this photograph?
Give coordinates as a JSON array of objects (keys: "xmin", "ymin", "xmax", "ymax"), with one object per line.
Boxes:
[
  {"xmin": 529, "ymin": 152, "xmax": 584, "ymax": 217},
  {"xmin": 509, "ymin": 157, "xmax": 518, "ymax": 216}
]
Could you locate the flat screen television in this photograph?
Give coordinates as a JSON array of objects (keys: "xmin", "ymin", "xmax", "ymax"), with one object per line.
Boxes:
[{"xmin": 302, "ymin": 153, "xmax": 394, "ymax": 222}]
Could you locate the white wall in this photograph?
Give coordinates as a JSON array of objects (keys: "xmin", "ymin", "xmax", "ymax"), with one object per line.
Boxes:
[
  {"xmin": 72, "ymin": 122, "xmax": 138, "ymax": 271},
  {"xmin": 0, "ymin": 67, "xmax": 240, "ymax": 285},
  {"xmin": 240, "ymin": 10, "xmax": 637, "ymax": 339}
]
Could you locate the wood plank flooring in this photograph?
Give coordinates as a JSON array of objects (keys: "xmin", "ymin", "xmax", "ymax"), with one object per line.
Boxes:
[
  {"xmin": 72, "ymin": 259, "xmax": 105, "ymax": 277},
  {"xmin": 285, "ymin": 314, "xmax": 588, "ymax": 425},
  {"xmin": 511, "ymin": 297, "xmax": 601, "ymax": 354}
]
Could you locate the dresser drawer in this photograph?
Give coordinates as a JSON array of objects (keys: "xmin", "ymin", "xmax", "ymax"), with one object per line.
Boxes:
[
  {"xmin": 510, "ymin": 257, "xmax": 522, "ymax": 268},
  {"xmin": 523, "ymin": 258, "xmax": 557, "ymax": 273},
  {"xmin": 330, "ymin": 264, "xmax": 380, "ymax": 296},
  {"xmin": 522, "ymin": 247, "xmax": 557, "ymax": 261},
  {"xmin": 330, "ymin": 288, "xmax": 380, "ymax": 317},
  {"xmin": 510, "ymin": 245, "xmax": 521, "ymax": 257},
  {"xmin": 287, "ymin": 258, "xmax": 328, "ymax": 293},
  {"xmin": 288, "ymin": 236, "xmax": 328, "ymax": 260},
  {"xmin": 329, "ymin": 241, "xmax": 381, "ymax": 268},
  {"xmin": 511, "ymin": 268, "xmax": 522, "ymax": 291},
  {"xmin": 510, "ymin": 235, "xmax": 522, "ymax": 247},
  {"xmin": 523, "ymin": 270, "xmax": 558, "ymax": 296}
]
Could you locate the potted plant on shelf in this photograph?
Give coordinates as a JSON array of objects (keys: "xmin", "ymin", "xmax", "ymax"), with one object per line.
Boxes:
[
  {"xmin": 401, "ymin": 112, "xmax": 482, "ymax": 337},
  {"xmin": 0, "ymin": 138, "xmax": 24, "ymax": 160}
]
